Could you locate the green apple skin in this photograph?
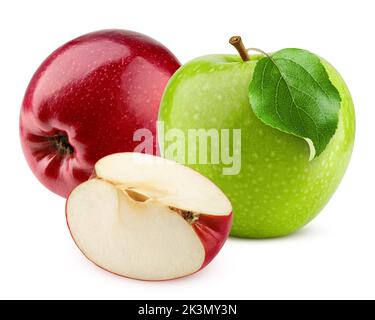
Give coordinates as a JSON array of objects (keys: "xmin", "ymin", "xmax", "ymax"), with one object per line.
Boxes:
[{"xmin": 158, "ymin": 54, "xmax": 355, "ymax": 238}]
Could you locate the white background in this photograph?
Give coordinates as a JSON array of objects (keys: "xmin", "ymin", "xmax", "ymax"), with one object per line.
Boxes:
[{"xmin": 0, "ymin": 0, "xmax": 374, "ymax": 300}]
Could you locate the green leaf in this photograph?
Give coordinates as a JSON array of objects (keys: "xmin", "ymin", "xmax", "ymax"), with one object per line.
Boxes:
[{"xmin": 249, "ymin": 48, "xmax": 341, "ymax": 158}]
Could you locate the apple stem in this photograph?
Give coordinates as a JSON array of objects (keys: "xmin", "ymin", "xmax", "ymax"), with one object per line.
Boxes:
[{"xmin": 229, "ymin": 36, "xmax": 250, "ymax": 61}]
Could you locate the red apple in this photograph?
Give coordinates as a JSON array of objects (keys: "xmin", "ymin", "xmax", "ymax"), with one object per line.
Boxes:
[
  {"xmin": 20, "ymin": 30, "xmax": 180, "ymax": 197},
  {"xmin": 66, "ymin": 153, "xmax": 233, "ymax": 281}
]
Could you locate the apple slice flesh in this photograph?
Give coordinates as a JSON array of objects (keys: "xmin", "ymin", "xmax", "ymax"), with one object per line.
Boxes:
[
  {"xmin": 66, "ymin": 153, "xmax": 232, "ymax": 281},
  {"xmin": 94, "ymin": 153, "xmax": 231, "ymax": 215}
]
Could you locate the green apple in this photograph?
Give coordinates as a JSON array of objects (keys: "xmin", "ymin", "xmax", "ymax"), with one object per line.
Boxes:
[{"xmin": 158, "ymin": 44, "xmax": 355, "ymax": 238}]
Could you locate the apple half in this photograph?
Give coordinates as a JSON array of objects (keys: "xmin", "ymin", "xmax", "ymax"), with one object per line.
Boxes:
[{"xmin": 66, "ymin": 153, "xmax": 232, "ymax": 281}]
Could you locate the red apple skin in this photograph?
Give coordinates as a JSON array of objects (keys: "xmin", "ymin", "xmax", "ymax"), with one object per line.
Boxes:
[
  {"xmin": 20, "ymin": 30, "xmax": 180, "ymax": 198},
  {"xmin": 194, "ymin": 212, "xmax": 233, "ymax": 270}
]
